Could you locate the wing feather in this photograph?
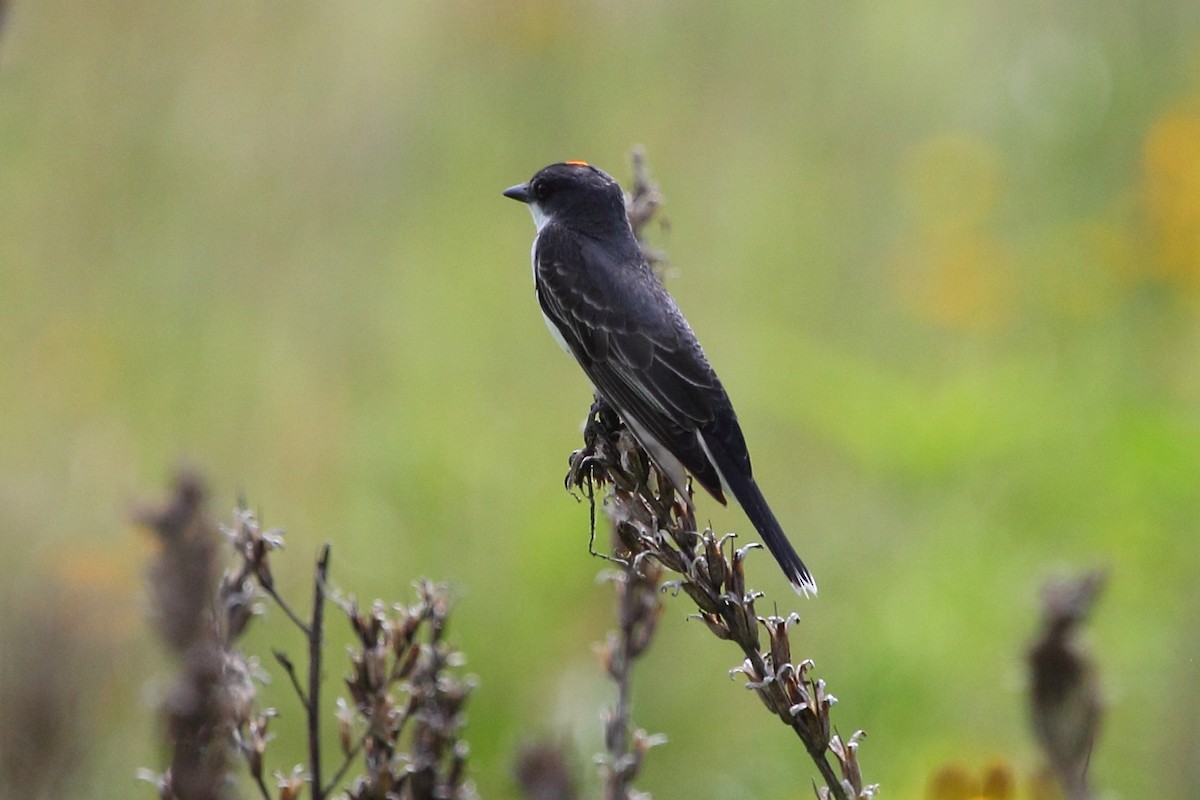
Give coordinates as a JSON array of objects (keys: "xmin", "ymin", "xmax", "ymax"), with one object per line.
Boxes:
[{"xmin": 534, "ymin": 225, "xmax": 749, "ymax": 502}]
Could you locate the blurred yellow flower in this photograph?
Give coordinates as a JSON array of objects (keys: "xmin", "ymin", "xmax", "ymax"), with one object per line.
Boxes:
[
  {"xmin": 927, "ymin": 762, "xmax": 1015, "ymax": 800},
  {"xmin": 893, "ymin": 229, "xmax": 1014, "ymax": 330},
  {"xmin": 1033, "ymin": 220, "xmax": 1134, "ymax": 319},
  {"xmin": 893, "ymin": 134, "xmax": 1014, "ymax": 329},
  {"xmin": 926, "ymin": 762, "xmax": 1062, "ymax": 800},
  {"xmin": 52, "ymin": 536, "xmax": 151, "ymax": 642},
  {"xmin": 904, "ymin": 134, "xmax": 1002, "ymax": 235},
  {"xmin": 1142, "ymin": 102, "xmax": 1200, "ymax": 294}
]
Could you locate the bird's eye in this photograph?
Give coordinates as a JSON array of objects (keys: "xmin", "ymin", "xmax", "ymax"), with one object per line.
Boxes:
[{"xmin": 529, "ymin": 179, "xmax": 545, "ymax": 200}]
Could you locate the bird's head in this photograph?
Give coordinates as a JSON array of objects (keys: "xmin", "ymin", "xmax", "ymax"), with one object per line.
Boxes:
[{"xmin": 503, "ymin": 161, "xmax": 627, "ymax": 234}]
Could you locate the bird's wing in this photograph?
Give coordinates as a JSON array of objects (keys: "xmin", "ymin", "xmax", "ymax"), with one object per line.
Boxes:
[{"xmin": 534, "ymin": 226, "xmax": 747, "ymax": 502}]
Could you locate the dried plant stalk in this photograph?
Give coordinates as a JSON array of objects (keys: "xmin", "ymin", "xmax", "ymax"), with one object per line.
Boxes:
[
  {"xmin": 513, "ymin": 740, "xmax": 578, "ymax": 800},
  {"xmin": 223, "ymin": 507, "xmax": 480, "ymax": 800},
  {"xmin": 1028, "ymin": 570, "xmax": 1106, "ymax": 800},
  {"xmin": 567, "ymin": 402, "xmax": 874, "ymax": 800},
  {"xmin": 597, "ymin": 514, "xmax": 666, "ymax": 800},
  {"xmin": 139, "ymin": 471, "xmax": 252, "ymax": 800},
  {"xmin": 142, "ymin": 475, "xmax": 477, "ymax": 800}
]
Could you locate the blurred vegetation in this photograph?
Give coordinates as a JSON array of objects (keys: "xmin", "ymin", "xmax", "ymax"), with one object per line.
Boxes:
[{"xmin": 1, "ymin": 1, "xmax": 1199, "ymax": 798}]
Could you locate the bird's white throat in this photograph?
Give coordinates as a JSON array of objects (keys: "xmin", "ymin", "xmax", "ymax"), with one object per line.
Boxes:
[{"xmin": 528, "ymin": 202, "xmax": 551, "ymax": 233}]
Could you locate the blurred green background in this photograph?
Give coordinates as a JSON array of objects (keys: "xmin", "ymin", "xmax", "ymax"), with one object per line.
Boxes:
[{"xmin": 2, "ymin": 1, "xmax": 1199, "ymax": 798}]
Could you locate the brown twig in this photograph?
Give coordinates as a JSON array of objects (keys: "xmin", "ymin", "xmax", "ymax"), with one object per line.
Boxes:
[
  {"xmin": 273, "ymin": 649, "xmax": 310, "ymax": 707},
  {"xmin": 308, "ymin": 545, "xmax": 331, "ymax": 800},
  {"xmin": 321, "ymin": 721, "xmax": 366, "ymax": 798},
  {"xmin": 625, "ymin": 146, "xmax": 667, "ymax": 272},
  {"xmin": 598, "ymin": 538, "xmax": 666, "ymax": 800}
]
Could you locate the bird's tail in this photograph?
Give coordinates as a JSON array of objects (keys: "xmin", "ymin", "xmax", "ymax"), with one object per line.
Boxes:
[{"xmin": 700, "ymin": 433, "xmax": 817, "ymax": 597}]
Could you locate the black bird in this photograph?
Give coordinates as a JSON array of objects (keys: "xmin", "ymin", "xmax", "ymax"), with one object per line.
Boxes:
[{"xmin": 504, "ymin": 161, "xmax": 816, "ymax": 595}]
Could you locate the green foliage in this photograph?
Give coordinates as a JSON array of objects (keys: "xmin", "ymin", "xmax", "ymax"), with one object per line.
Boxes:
[{"xmin": 1, "ymin": 2, "xmax": 1198, "ymax": 798}]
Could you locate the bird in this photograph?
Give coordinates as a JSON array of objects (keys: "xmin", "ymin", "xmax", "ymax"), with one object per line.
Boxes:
[{"xmin": 504, "ymin": 161, "xmax": 816, "ymax": 596}]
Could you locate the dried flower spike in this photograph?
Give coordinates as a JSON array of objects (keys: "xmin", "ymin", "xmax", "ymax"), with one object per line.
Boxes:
[{"xmin": 1028, "ymin": 570, "xmax": 1106, "ymax": 800}]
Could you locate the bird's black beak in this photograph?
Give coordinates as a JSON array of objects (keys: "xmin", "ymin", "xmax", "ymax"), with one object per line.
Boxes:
[{"xmin": 502, "ymin": 183, "xmax": 530, "ymax": 203}]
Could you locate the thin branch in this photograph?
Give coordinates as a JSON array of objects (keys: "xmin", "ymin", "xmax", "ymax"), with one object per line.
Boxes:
[
  {"xmin": 321, "ymin": 737, "xmax": 364, "ymax": 797},
  {"xmin": 600, "ymin": 553, "xmax": 664, "ymax": 800},
  {"xmin": 250, "ymin": 771, "xmax": 273, "ymax": 800},
  {"xmin": 308, "ymin": 544, "xmax": 332, "ymax": 800},
  {"xmin": 273, "ymin": 648, "xmax": 309, "ymax": 708},
  {"xmin": 223, "ymin": 507, "xmax": 312, "ymax": 637},
  {"xmin": 261, "ymin": 583, "xmax": 313, "ymax": 637}
]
